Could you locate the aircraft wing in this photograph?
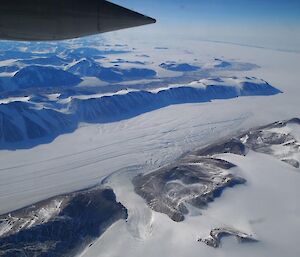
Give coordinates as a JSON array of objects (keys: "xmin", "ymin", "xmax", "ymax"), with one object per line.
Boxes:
[{"xmin": 0, "ymin": 0, "xmax": 156, "ymax": 41}]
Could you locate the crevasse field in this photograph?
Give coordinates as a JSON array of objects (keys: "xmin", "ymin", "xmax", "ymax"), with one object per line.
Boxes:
[{"xmin": 0, "ymin": 24, "xmax": 300, "ymax": 257}]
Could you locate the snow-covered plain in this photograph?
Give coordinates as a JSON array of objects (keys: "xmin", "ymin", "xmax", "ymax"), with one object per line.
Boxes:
[{"xmin": 0, "ymin": 38, "xmax": 300, "ymax": 257}]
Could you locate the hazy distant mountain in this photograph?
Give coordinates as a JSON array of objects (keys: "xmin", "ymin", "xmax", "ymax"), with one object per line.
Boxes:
[
  {"xmin": 160, "ymin": 62, "xmax": 200, "ymax": 72},
  {"xmin": 68, "ymin": 58, "xmax": 156, "ymax": 82},
  {"xmin": 20, "ymin": 56, "xmax": 67, "ymax": 66},
  {"xmin": 13, "ymin": 65, "xmax": 82, "ymax": 88}
]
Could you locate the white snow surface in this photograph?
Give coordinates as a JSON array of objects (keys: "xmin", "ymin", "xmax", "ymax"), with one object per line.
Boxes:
[{"xmin": 0, "ymin": 40, "xmax": 300, "ymax": 257}]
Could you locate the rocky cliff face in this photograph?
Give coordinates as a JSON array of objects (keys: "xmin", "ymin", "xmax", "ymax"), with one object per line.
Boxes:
[{"xmin": 0, "ymin": 77, "xmax": 281, "ymax": 149}]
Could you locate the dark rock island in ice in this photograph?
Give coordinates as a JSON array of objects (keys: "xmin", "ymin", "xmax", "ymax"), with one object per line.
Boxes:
[
  {"xmin": 133, "ymin": 154, "xmax": 246, "ymax": 222},
  {"xmin": 198, "ymin": 227, "xmax": 258, "ymax": 248}
]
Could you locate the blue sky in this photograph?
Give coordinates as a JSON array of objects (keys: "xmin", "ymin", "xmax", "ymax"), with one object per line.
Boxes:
[
  {"xmin": 114, "ymin": 0, "xmax": 300, "ymax": 25},
  {"xmin": 112, "ymin": 0, "xmax": 300, "ymax": 52}
]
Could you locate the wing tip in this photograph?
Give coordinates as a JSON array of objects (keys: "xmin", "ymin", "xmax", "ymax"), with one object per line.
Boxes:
[{"xmin": 146, "ymin": 16, "xmax": 157, "ymax": 24}]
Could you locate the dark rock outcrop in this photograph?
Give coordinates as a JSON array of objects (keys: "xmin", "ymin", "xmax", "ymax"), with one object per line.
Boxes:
[
  {"xmin": 0, "ymin": 187, "xmax": 128, "ymax": 257},
  {"xmin": 133, "ymin": 155, "xmax": 246, "ymax": 222},
  {"xmin": 197, "ymin": 118, "xmax": 300, "ymax": 168},
  {"xmin": 198, "ymin": 227, "xmax": 258, "ymax": 248}
]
